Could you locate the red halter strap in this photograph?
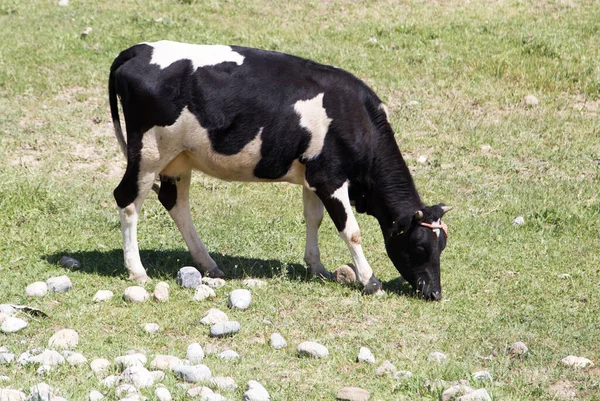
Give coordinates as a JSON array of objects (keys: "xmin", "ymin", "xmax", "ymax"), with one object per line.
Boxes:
[{"xmin": 418, "ymin": 220, "xmax": 448, "ymax": 239}]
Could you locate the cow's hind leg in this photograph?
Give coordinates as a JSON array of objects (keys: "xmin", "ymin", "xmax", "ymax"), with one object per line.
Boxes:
[
  {"xmin": 302, "ymin": 187, "xmax": 330, "ymax": 278},
  {"xmin": 158, "ymin": 164, "xmax": 224, "ymax": 278}
]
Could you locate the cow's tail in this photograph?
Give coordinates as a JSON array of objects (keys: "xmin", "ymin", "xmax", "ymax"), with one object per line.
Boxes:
[{"xmin": 108, "ymin": 51, "xmax": 130, "ymax": 159}]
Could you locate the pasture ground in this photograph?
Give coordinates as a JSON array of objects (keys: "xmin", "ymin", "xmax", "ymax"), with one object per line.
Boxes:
[{"xmin": 1, "ymin": 0, "xmax": 599, "ymax": 400}]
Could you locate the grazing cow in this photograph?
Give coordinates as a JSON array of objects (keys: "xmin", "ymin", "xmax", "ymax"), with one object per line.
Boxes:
[{"xmin": 109, "ymin": 40, "xmax": 451, "ymax": 300}]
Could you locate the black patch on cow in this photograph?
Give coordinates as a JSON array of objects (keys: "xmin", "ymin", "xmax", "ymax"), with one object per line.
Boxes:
[{"xmin": 158, "ymin": 175, "xmax": 178, "ymax": 211}]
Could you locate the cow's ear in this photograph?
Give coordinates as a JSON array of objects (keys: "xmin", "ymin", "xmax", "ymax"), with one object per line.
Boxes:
[{"xmin": 439, "ymin": 204, "xmax": 453, "ymax": 215}]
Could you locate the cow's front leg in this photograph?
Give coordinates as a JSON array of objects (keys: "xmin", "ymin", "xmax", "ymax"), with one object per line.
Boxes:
[
  {"xmin": 319, "ymin": 181, "xmax": 382, "ymax": 294},
  {"xmin": 302, "ymin": 187, "xmax": 330, "ymax": 278}
]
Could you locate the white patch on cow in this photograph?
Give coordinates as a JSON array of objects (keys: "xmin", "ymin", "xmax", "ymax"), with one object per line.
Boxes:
[
  {"xmin": 379, "ymin": 103, "xmax": 390, "ymax": 122},
  {"xmin": 303, "ymin": 187, "xmax": 328, "ymax": 277},
  {"xmin": 145, "ymin": 41, "xmax": 244, "ymax": 71},
  {"xmin": 432, "ymin": 219, "xmax": 441, "ymax": 238},
  {"xmin": 119, "ymin": 204, "xmax": 149, "ymax": 282},
  {"xmin": 294, "ymin": 93, "xmax": 332, "ymax": 160}
]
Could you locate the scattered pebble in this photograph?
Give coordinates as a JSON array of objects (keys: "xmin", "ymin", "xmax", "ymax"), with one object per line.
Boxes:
[
  {"xmin": 203, "ymin": 277, "xmax": 226, "ymax": 288},
  {"xmin": 115, "ymin": 384, "xmax": 138, "ymax": 397},
  {"xmin": 186, "ymin": 343, "xmax": 204, "ymax": 364},
  {"xmin": 269, "ymin": 333, "xmax": 287, "ymax": 350},
  {"xmin": 0, "ymin": 305, "xmax": 16, "ymax": 316},
  {"xmin": 557, "ymin": 273, "xmax": 571, "ymax": 279},
  {"xmin": 336, "ymin": 387, "xmax": 370, "ymax": 401},
  {"xmin": 59, "ymin": 256, "xmax": 81, "ymax": 269},
  {"xmin": 405, "ymin": 100, "xmax": 420, "ymax": 107},
  {"xmin": 81, "ymin": 26, "xmax": 93, "ymax": 36},
  {"xmin": 1, "ymin": 317, "xmax": 27, "ymax": 333},
  {"xmin": 0, "ymin": 353, "xmax": 15, "ymax": 364},
  {"xmin": 26, "ymin": 282, "xmax": 48, "ymax": 297},
  {"xmin": 30, "ymin": 382, "xmax": 55, "ymax": 401},
  {"xmin": 210, "ymin": 376, "xmax": 237, "ymax": 391},
  {"xmin": 48, "ymin": 329, "xmax": 79, "ymax": 349},
  {"xmin": 36, "ymin": 365, "xmax": 52, "ymax": 376},
  {"xmin": 27, "ymin": 350, "xmax": 65, "ymax": 366},
  {"xmin": 121, "ymin": 366, "xmax": 154, "ymax": 388},
  {"xmin": 101, "ymin": 375, "xmax": 118, "ymax": 387},
  {"xmin": 417, "ymin": 155, "xmax": 428, "ymax": 164},
  {"xmin": 119, "ymin": 395, "xmax": 147, "ymax": 401},
  {"xmin": 523, "ymin": 94, "xmax": 539, "ymax": 107},
  {"xmin": 375, "ymin": 360, "xmax": 396, "ymax": 376},
  {"xmin": 90, "ymin": 358, "xmax": 111, "ymax": 374},
  {"xmin": 115, "ymin": 353, "xmax": 147, "ymax": 369},
  {"xmin": 176, "ymin": 266, "xmax": 202, "ymax": 288},
  {"xmin": 210, "ymin": 321, "xmax": 240, "ymax": 337},
  {"xmin": 0, "ymin": 389, "xmax": 26, "ymax": 401},
  {"xmin": 219, "ymin": 350, "xmax": 239, "ymax": 360},
  {"xmin": 228, "ymin": 289, "xmax": 252, "ymax": 310},
  {"xmin": 356, "ymin": 347, "xmax": 375, "ymax": 364},
  {"xmin": 66, "ymin": 352, "xmax": 87, "ymax": 366},
  {"xmin": 561, "ymin": 355, "xmax": 594, "ymax": 369},
  {"xmin": 508, "ymin": 341, "xmax": 528, "ymax": 356},
  {"xmin": 428, "ymin": 351, "xmax": 448, "ymax": 364},
  {"xmin": 88, "ymin": 390, "xmax": 104, "ymax": 401},
  {"xmin": 297, "ymin": 341, "xmax": 329, "ymax": 358},
  {"xmin": 332, "ymin": 264, "xmax": 357, "ymax": 285},
  {"xmin": 46, "ymin": 275, "xmax": 72, "ymax": 293},
  {"xmin": 441, "ymin": 384, "xmax": 474, "ymax": 401},
  {"xmin": 187, "ymin": 386, "xmax": 219, "ymax": 399},
  {"xmin": 123, "ymin": 286, "xmax": 149, "ymax": 303},
  {"xmin": 193, "ymin": 285, "xmax": 216, "ymax": 301},
  {"xmin": 200, "ymin": 309, "xmax": 228, "ymax": 325},
  {"xmin": 153, "ymin": 282, "xmax": 169, "ymax": 302},
  {"xmin": 480, "ymin": 144, "xmax": 492, "ymax": 153},
  {"xmin": 154, "ymin": 387, "xmax": 171, "ymax": 401},
  {"xmin": 143, "ymin": 323, "xmax": 160, "ymax": 334},
  {"xmin": 150, "ymin": 355, "xmax": 182, "ymax": 371},
  {"xmin": 472, "ymin": 370, "xmax": 492, "ymax": 382},
  {"xmin": 93, "ymin": 290, "xmax": 114, "ymax": 302},
  {"xmin": 394, "ymin": 370, "xmax": 413, "ymax": 380},
  {"xmin": 173, "ymin": 364, "xmax": 212, "ymax": 383},
  {"xmin": 244, "ymin": 380, "xmax": 270, "ymax": 401},
  {"xmin": 58, "ymin": 0, "xmax": 69, "ymax": 6},
  {"xmin": 456, "ymin": 388, "xmax": 492, "ymax": 401},
  {"xmin": 512, "ymin": 216, "xmax": 525, "ymax": 226},
  {"xmin": 243, "ymin": 279, "xmax": 266, "ymax": 288}
]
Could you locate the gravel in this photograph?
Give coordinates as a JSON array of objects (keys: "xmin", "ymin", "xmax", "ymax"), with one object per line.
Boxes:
[
  {"xmin": 200, "ymin": 309, "xmax": 228, "ymax": 326},
  {"xmin": 176, "ymin": 266, "xmax": 202, "ymax": 288},
  {"xmin": 336, "ymin": 387, "xmax": 370, "ymax": 401},
  {"xmin": 210, "ymin": 321, "xmax": 240, "ymax": 337},
  {"xmin": 193, "ymin": 285, "xmax": 216, "ymax": 301},
  {"xmin": 356, "ymin": 347, "xmax": 375, "ymax": 364},
  {"xmin": 93, "ymin": 290, "xmax": 114, "ymax": 302},
  {"xmin": 186, "ymin": 343, "xmax": 204, "ymax": 364},
  {"xmin": 269, "ymin": 333, "xmax": 287, "ymax": 350},
  {"xmin": 48, "ymin": 329, "xmax": 79, "ymax": 349},
  {"xmin": 26, "ymin": 282, "xmax": 48, "ymax": 297},
  {"xmin": 123, "ymin": 287, "xmax": 150, "ymax": 303},
  {"xmin": 228, "ymin": 289, "xmax": 252, "ymax": 310},
  {"xmin": 1, "ymin": 317, "xmax": 28, "ymax": 333},
  {"xmin": 46, "ymin": 276, "xmax": 72, "ymax": 293},
  {"xmin": 243, "ymin": 380, "xmax": 270, "ymax": 401},
  {"xmin": 297, "ymin": 341, "xmax": 329, "ymax": 358},
  {"xmin": 173, "ymin": 364, "xmax": 212, "ymax": 383}
]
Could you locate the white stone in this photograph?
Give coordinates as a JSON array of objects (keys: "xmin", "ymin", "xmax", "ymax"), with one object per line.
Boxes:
[
  {"xmin": 143, "ymin": 323, "xmax": 160, "ymax": 334},
  {"xmin": 27, "ymin": 350, "xmax": 65, "ymax": 366},
  {"xmin": 57, "ymin": 0, "xmax": 69, "ymax": 6},
  {"xmin": 101, "ymin": 375, "xmax": 118, "ymax": 387},
  {"xmin": 121, "ymin": 366, "xmax": 154, "ymax": 388},
  {"xmin": 26, "ymin": 282, "xmax": 48, "ymax": 297},
  {"xmin": 243, "ymin": 279, "xmax": 266, "ymax": 288},
  {"xmin": 29, "ymin": 382, "xmax": 54, "ymax": 401},
  {"xmin": 123, "ymin": 286, "xmax": 149, "ymax": 303},
  {"xmin": 405, "ymin": 100, "xmax": 420, "ymax": 107},
  {"xmin": 356, "ymin": 347, "xmax": 375, "ymax": 364},
  {"xmin": 154, "ymin": 387, "xmax": 171, "ymax": 401},
  {"xmin": 244, "ymin": 380, "xmax": 269, "ymax": 401},
  {"xmin": 115, "ymin": 384, "xmax": 138, "ymax": 397},
  {"xmin": 441, "ymin": 384, "xmax": 474, "ymax": 401},
  {"xmin": 456, "ymin": 388, "xmax": 492, "ymax": 401},
  {"xmin": 210, "ymin": 321, "xmax": 240, "ymax": 337},
  {"xmin": 0, "ymin": 305, "xmax": 16, "ymax": 316},
  {"xmin": 1, "ymin": 317, "xmax": 27, "ymax": 333},
  {"xmin": 173, "ymin": 364, "xmax": 212, "ymax": 383},
  {"xmin": 186, "ymin": 343, "xmax": 204, "ymax": 364},
  {"xmin": 115, "ymin": 353, "xmax": 147, "ymax": 369},
  {"xmin": 66, "ymin": 352, "xmax": 87, "ymax": 366},
  {"xmin": 88, "ymin": 390, "xmax": 104, "ymax": 401},
  {"xmin": 46, "ymin": 275, "xmax": 72, "ymax": 293},
  {"xmin": 202, "ymin": 277, "xmax": 226, "ymax": 288},
  {"xmin": 0, "ymin": 353, "xmax": 14, "ymax": 364},
  {"xmin": 200, "ymin": 309, "xmax": 228, "ymax": 325},
  {"xmin": 297, "ymin": 341, "xmax": 328, "ymax": 358},
  {"xmin": 394, "ymin": 370, "xmax": 413, "ymax": 380},
  {"xmin": 186, "ymin": 386, "xmax": 214, "ymax": 399},
  {"xmin": 508, "ymin": 341, "xmax": 528, "ymax": 356},
  {"xmin": 512, "ymin": 216, "xmax": 525, "ymax": 226},
  {"xmin": 417, "ymin": 155, "xmax": 428, "ymax": 164},
  {"xmin": 90, "ymin": 358, "xmax": 111, "ymax": 374},
  {"xmin": 36, "ymin": 365, "xmax": 52, "ymax": 376},
  {"xmin": 472, "ymin": 370, "xmax": 492, "ymax": 382},
  {"xmin": 210, "ymin": 376, "xmax": 237, "ymax": 391},
  {"xmin": 269, "ymin": 333, "xmax": 286, "ymax": 350},
  {"xmin": 150, "ymin": 355, "xmax": 182, "ymax": 371},
  {"xmin": 153, "ymin": 282, "xmax": 169, "ymax": 302},
  {"xmin": 557, "ymin": 273, "xmax": 571, "ymax": 279},
  {"xmin": 428, "ymin": 351, "xmax": 448, "ymax": 363},
  {"xmin": 228, "ymin": 289, "xmax": 251, "ymax": 310},
  {"xmin": 48, "ymin": 329, "xmax": 79, "ymax": 349},
  {"xmin": 336, "ymin": 387, "xmax": 370, "ymax": 401},
  {"xmin": 0, "ymin": 347, "xmax": 7, "ymax": 353},
  {"xmin": 480, "ymin": 144, "xmax": 492, "ymax": 153},
  {"xmin": 0, "ymin": 388, "xmax": 26, "ymax": 401},
  {"xmin": 219, "ymin": 350, "xmax": 239, "ymax": 360},
  {"xmin": 93, "ymin": 290, "xmax": 114, "ymax": 302},
  {"xmin": 375, "ymin": 360, "xmax": 396, "ymax": 376},
  {"xmin": 561, "ymin": 355, "xmax": 594, "ymax": 369},
  {"xmin": 523, "ymin": 94, "xmax": 539, "ymax": 106},
  {"xmin": 193, "ymin": 285, "xmax": 216, "ymax": 301}
]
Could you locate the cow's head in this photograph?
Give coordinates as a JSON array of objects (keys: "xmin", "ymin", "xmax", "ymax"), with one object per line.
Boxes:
[{"xmin": 384, "ymin": 204, "xmax": 451, "ymax": 301}]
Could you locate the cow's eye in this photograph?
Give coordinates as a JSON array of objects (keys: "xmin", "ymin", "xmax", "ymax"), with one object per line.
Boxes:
[{"xmin": 415, "ymin": 245, "xmax": 426, "ymax": 254}]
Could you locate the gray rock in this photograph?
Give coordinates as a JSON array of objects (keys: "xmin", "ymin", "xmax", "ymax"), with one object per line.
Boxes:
[
  {"xmin": 173, "ymin": 364, "xmax": 212, "ymax": 383},
  {"xmin": 150, "ymin": 355, "xmax": 182, "ymax": 371},
  {"xmin": 27, "ymin": 350, "xmax": 65, "ymax": 366},
  {"xmin": 115, "ymin": 384, "xmax": 138, "ymax": 397},
  {"xmin": 59, "ymin": 256, "xmax": 81, "ymax": 269},
  {"xmin": 244, "ymin": 380, "xmax": 269, "ymax": 401},
  {"xmin": 561, "ymin": 355, "xmax": 594, "ymax": 369},
  {"xmin": 1, "ymin": 317, "xmax": 27, "ymax": 333},
  {"xmin": 66, "ymin": 352, "xmax": 87, "ymax": 366},
  {"xmin": 210, "ymin": 321, "xmax": 240, "ymax": 337},
  {"xmin": 186, "ymin": 343, "xmax": 204, "ymax": 364},
  {"xmin": 93, "ymin": 290, "xmax": 114, "ymax": 302},
  {"xmin": 336, "ymin": 387, "xmax": 370, "ymax": 401},
  {"xmin": 88, "ymin": 390, "xmax": 104, "ymax": 401},
  {"xmin": 512, "ymin": 216, "xmax": 525, "ymax": 226},
  {"xmin": 243, "ymin": 279, "xmax": 266, "ymax": 288},
  {"xmin": 115, "ymin": 353, "xmax": 147, "ymax": 369},
  {"xmin": 456, "ymin": 388, "xmax": 491, "ymax": 401},
  {"xmin": 472, "ymin": 371, "xmax": 492, "ymax": 382},
  {"xmin": 143, "ymin": 323, "xmax": 160, "ymax": 334},
  {"xmin": 0, "ymin": 353, "xmax": 14, "ymax": 364},
  {"xmin": 202, "ymin": 277, "xmax": 226, "ymax": 288},
  {"xmin": 210, "ymin": 376, "xmax": 237, "ymax": 391},
  {"xmin": 121, "ymin": 366, "xmax": 154, "ymax": 388},
  {"xmin": 219, "ymin": 350, "xmax": 239, "ymax": 360},
  {"xmin": 228, "ymin": 289, "xmax": 251, "ymax": 310},
  {"xmin": 176, "ymin": 266, "xmax": 202, "ymax": 288},
  {"xmin": 90, "ymin": 358, "xmax": 111, "ymax": 374},
  {"xmin": 375, "ymin": 360, "xmax": 396, "ymax": 376},
  {"xmin": 428, "ymin": 351, "xmax": 448, "ymax": 363},
  {"xmin": 46, "ymin": 275, "xmax": 72, "ymax": 293},
  {"xmin": 269, "ymin": 333, "xmax": 286, "ymax": 350},
  {"xmin": 297, "ymin": 341, "xmax": 328, "ymax": 358},
  {"xmin": 356, "ymin": 347, "xmax": 375, "ymax": 364},
  {"xmin": 26, "ymin": 282, "xmax": 48, "ymax": 297},
  {"xmin": 200, "ymin": 309, "xmax": 228, "ymax": 325},
  {"xmin": 153, "ymin": 282, "xmax": 169, "ymax": 302},
  {"xmin": 0, "ymin": 388, "xmax": 26, "ymax": 401},
  {"xmin": 48, "ymin": 329, "xmax": 79, "ymax": 349},
  {"xmin": 193, "ymin": 285, "xmax": 216, "ymax": 301},
  {"xmin": 29, "ymin": 382, "xmax": 54, "ymax": 401},
  {"xmin": 508, "ymin": 341, "xmax": 528, "ymax": 356},
  {"xmin": 523, "ymin": 95, "xmax": 539, "ymax": 107},
  {"xmin": 154, "ymin": 387, "xmax": 171, "ymax": 401},
  {"xmin": 394, "ymin": 370, "xmax": 413, "ymax": 380},
  {"xmin": 123, "ymin": 287, "xmax": 149, "ymax": 303},
  {"xmin": 101, "ymin": 375, "xmax": 118, "ymax": 387},
  {"xmin": 441, "ymin": 384, "xmax": 474, "ymax": 401}
]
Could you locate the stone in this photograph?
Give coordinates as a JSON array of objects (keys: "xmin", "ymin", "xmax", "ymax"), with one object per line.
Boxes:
[
  {"xmin": 90, "ymin": 358, "xmax": 111, "ymax": 374},
  {"xmin": 523, "ymin": 94, "xmax": 539, "ymax": 107},
  {"xmin": 143, "ymin": 323, "xmax": 160, "ymax": 334},
  {"xmin": 508, "ymin": 341, "xmax": 528, "ymax": 356},
  {"xmin": 228, "ymin": 289, "xmax": 252, "ymax": 310},
  {"xmin": 243, "ymin": 279, "xmax": 266, "ymax": 288},
  {"xmin": 115, "ymin": 353, "xmax": 147, "ymax": 369},
  {"xmin": 122, "ymin": 366, "xmax": 154, "ymax": 388},
  {"xmin": 332, "ymin": 264, "xmax": 357, "ymax": 285},
  {"xmin": 66, "ymin": 352, "xmax": 87, "ymax": 366},
  {"xmin": 36, "ymin": 365, "xmax": 52, "ymax": 376},
  {"xmin": 115, "ymin": 384, "xmax": 138, "ymax": 397},
  {"xmin": 46, "ymin": 275, "xmax": 72, "ymax": 293},
  {"xmin": 480, "ymin": 144, "xmax": 492, "ymax": 153},
  {"xmin": 27, "ymin": 350, "xmax": 65, "ymax": 366},
  {"xmin": 202, "ymin": 277, "xmax": 226, "ymax": 288},
  {"xmin": 48, "ymin": 329, "xmax": 79, "ymax": 349},
  {"xmin": 0, "ymin": 389, "xmax": 26, "ymax": 401},
  {"xmin": 210, "ymin": 376, "xmax": 237, "ymax": 391},
  {"xmin": 0, "ymin": 305, "xmax": 16, "ymax": 316},
  {"xmin": 1, "ymin": 317, "xmax": 27, "ymax": 333},
  {"xmin": 336, "ymin": 387, "xmax": 370, "ymax": 401},
  {"xmin": 375, "ymin": 360, "xmax": 396, "ymax": 376},
  {"xmin": 210, "ymin": 321, "xmax": 240, "ymax": 337},
  {"xmin": 297, "ymin": 341, "xmax": 329, "ymax": 358},
  {"xmin": 173, "ymin": 364, "xmax": 212, "ymax": 383},
  {"xmin": 405, "ymin": 100, "xmax": 420, "ymax": 107},
  {"xmin": 150, "ymin": 355, "xmax": 182, "ymax": 371},
  {"xmin": 0, "ymin": 353, "xmax": 14, "ymax": 364},
  {"xmin": 101, "ymin": 375, "xmax": 118, "ymax": 387},
  {"xmin": 93, "ymin": 290, "xmax": 114, "ymax": 302},
  {"xmin": 153, "ymin": 282, "xmax": 169, "ymax": 302},
  {"xmin": 356, "ymin": 347, "xmax": 375, "ymax": 364},
  {"xmin": 219, "ymin": 350, "xmax": 239, "ymax": 360},
  {"xmin": 123, "ymin": 286, "xmax": 149, "ymax": 303},
  {"xmin": 193, "ymin": 285, "xmax": 216, "ymax": 301},
  {"xmin": 154, "ymin": 387, "xmax": 171, "ymax": 401},
  {"xmin": 176, "ymin": 266, "xmax": 202, "ymax": 288},
  {"xmin": 557, "ymin": 273, "xmax": 571, "ymax": 279},
  {"xmin": 57, "ymin": 0, "xmax": 69, "ymax": 7},
  {"xmin": 88, "ymin": 390, "xmax": 104, "ymax": 401},
  {"xmin": 269, "ymin": 333, "xmax": 287, "ymax": 349},
  {"xmin": 428, "ymin": 351, "xmax": 448, "ymax": 363},
  {"xmin": 26, "ymin": 282, "xmax": 48, "ymax": 297},
  {"xmin": 59, "ymin": 256, "xmax": 81, "ymax": 269},
  {"xmin": 441, "ymin": 384, "xmax": 474, "ymax": 401},
  {"xmin": 394, "ymin": 370, "xmax": 413, "ymax": 380},
  {"xmin": 30, "ymin": 382, "xmax": 54, "ymax": 401},
  {"xmin": 186, "ymin": 343, "xmax": 204, "ymax": 364},
  {"xmin": 244, "ymin": 380, "xmax": 269, "ymax": 401},
  {"xmin": 200, "ymin": 309, "xmax": 228, "ymax": 325},
  {"xmin": 561, "ymin": 355, "xmax": 594, "ymax": 369},
  {"xmin": 472, "ymin": 371, "xmax": 492, "ymax": 382},
  {"xmin": 186, "ymin": 386, "xmax": 215, "ymax": 399},
  {"xmin": 456, "ymin": 388, "xmax": 491, "ymax": 401},
  {"xmin": 512, "ymin": 216, "xmax": 525, "ymax": 226}
]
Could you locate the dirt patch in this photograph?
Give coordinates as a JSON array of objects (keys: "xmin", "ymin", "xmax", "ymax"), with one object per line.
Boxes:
[{"xmin": 549, "ymin": 380, "xmax": 577, "ymax": 400}]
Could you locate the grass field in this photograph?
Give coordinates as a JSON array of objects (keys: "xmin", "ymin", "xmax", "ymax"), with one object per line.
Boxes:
[{"xmin": 1, "ymin": 0, "xmax": 600, "ymax": 400}]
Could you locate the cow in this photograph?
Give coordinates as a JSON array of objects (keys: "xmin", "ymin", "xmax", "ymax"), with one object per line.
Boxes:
[{"xmin": 108, "ymin": 40, "xmax": 451, "ymax": 300}]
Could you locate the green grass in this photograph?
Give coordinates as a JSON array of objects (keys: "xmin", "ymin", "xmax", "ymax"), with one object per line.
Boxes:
[{"xmin": 1, "ymin": 0, "xmax": 600, "ymax": 400}]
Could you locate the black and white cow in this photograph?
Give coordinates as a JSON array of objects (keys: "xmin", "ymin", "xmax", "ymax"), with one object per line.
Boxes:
[{"xmin": 109, "ymin": 40, "xmax": 451, "ymax": 300}]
